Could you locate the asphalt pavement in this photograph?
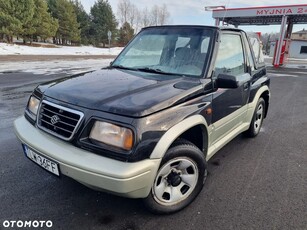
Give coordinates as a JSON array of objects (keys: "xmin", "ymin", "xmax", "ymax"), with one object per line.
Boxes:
[{"xmin": 0, "ymin": 65, "xmax": 306, "ymax": 230}]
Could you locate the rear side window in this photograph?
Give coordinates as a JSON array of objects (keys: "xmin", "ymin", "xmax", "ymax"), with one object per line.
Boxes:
[
  {"xmin": 249, "ymin": 36, "xmax": 265, "ymax": 65},
  {"xmin": 214, "ymin": 34, "xmax": 245, "ymax": 77}
]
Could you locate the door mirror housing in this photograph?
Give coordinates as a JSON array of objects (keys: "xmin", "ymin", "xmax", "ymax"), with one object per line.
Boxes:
[{"xmin": 216, "ymin": 73, "xmax": 239, "ymax": 89}]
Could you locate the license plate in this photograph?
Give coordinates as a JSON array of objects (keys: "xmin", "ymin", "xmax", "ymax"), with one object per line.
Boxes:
[{"xmin": 23, "ymin": 145, "xmax": 60, "ymax": 176}]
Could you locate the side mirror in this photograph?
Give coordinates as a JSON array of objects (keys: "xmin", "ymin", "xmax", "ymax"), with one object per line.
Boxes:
[{"xmin": 216, "ymin": 73, "xmax": 239, "ymax": 89}]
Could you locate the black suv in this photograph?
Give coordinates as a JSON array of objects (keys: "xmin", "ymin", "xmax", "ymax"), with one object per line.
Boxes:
[{"xmin": 14, "ymin": 26, "xmax": 270, "ymax": 214}]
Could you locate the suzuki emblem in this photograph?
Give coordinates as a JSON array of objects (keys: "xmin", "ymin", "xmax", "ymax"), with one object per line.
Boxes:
[{"xmin": 50, "ymin": 115, "xmax": 60, "ymax": 125}]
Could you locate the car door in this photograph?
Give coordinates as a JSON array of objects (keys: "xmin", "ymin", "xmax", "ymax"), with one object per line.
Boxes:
[{"xmin": 210, "ymin": 32, "xmax": 251, "ymax": 144}]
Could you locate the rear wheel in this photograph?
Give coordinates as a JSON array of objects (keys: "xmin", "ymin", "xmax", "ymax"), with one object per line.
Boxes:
[
  {"xmin": 245, "ymin": 97, "xmax": 265, "ymax": 137},
  {"xmin": 143, "ymin": 140, "xmax": 207, "ymax": 214}
]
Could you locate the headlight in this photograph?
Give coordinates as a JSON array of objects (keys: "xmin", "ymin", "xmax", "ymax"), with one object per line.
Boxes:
[
  {"xmin": 26, "ymin": 96, "xmax": 40, "ymax": 120},
  {"xmin": 89, "ymin": 121, "xmax": 134, "ymax": 151}
]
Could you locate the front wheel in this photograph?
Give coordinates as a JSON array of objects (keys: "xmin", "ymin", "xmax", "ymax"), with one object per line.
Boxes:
[
  {"xmin": 143, "ymin": 140, "xmax": 207, "ymax": 214},
  {"xmin": 245, "ymin": 97, "xmax": 265, "ymax": 137}
]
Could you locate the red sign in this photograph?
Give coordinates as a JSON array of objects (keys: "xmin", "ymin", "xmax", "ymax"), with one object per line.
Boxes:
[
  {"xmin": 257, "ymin": 7, "xmax": 307, "ymax": 15},
  {"xmin": 212, "ymin": 4, "xmax": 307, "ymax": 18}
]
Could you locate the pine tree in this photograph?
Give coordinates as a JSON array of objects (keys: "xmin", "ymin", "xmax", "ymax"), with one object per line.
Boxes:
[
  {"xmin": 118, "ymin": 22, "xmax": 134, "ymax": 46},
  {"xmin": 20, "ymin": 0, "xmax": 58, "ymax": 43},
  {"xmin": 55, "ymin": 0, "xmax": 80, "ymax": 45},
  {"xmin": 0, "ymin": 0, "xmax": 34, "ymax": 43},
  {"xmin": 90, "ymin": 0, "xmax": 117, "ymax": 47},
  {"xmin": 47, "ymin": 0, "xmax": 61, "ymax": 44},
  {"xmin": 46, "ymin": 0, "xmax": 80, "ymax": 45},
  {"xmin": 47, "ymin": 0, "xmax": 58, "ymax": 19},
  {"xmin": 72, "ymin": 0, "xmax": 91, "ymax": 45},
  {"xmin": 33, "ymin": 0, "xmax": 59, "ymax": 41},
  {"xmin": 16, "ymin": 0, "xmax": 35, "ymax": 42}
]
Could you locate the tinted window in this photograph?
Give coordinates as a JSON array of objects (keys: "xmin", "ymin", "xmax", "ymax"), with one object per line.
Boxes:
[{"xmin": 214, "ymin": 34, "xmax": 245, "ymax": 77}]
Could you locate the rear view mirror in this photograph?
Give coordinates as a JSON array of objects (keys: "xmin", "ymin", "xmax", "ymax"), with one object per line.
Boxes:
[{"xmin": 216, "ymin": 73, "xmax": 239, "ymax": 89}]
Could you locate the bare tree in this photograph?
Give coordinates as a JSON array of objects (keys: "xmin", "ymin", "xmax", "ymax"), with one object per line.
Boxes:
[
  {"xmin": 150, "ymin": 5, "xmax": 159, "ymax": 26},
  {"xmin": 134, "ymin": 8, "xmax": 142, "ymax": 33},
  {"xmin": 158, "ymin": 4, "xmax": 170, "ymax": 25},
  {"xmin": 141, "ymin": 7, "xmax": 151, "ymax": 27},
  {"xmin": 117, "ymin": 2, "xmax": 171, "ymax": 34},
  {"xmin": 148, "ymin": 5, "xmax": 170, "ymax": 26},
  {"xmin": 128, "ymin": 4, "xmax": 138, "ymax": 28},
  {"xmin": 117, "ymin": 0, "xmax": 131, "ymax": 25}
]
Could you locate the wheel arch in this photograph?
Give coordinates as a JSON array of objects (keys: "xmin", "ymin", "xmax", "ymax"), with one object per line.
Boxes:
[
  {"xmin": 247, "ymin": 85, "xmax": 270, "ymax": 123},
  {"xmin": 150, "ymin": 115, "xmax": 209, "ymax": 159},
  {"xmin": 260, "ymin": 90, "xmax": 270, "ymax": 118}
]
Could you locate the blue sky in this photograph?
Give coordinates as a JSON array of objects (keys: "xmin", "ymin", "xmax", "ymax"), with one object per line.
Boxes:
[{"xmin": 80, "ymin": 0, "xmax": 307, "ymax": 33}]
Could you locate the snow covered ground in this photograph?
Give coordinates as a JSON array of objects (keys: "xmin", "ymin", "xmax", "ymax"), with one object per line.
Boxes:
[
  {"xmin": 0, "ymin": 58, "xmax": 114, "ymax": 75},
  {"xmin": 0, "ymin": 42, "xmax": 123, "ymax": 55},
  {"xmin": 0, "ymin": 42, "xmax": 122, "ymax": 75}
]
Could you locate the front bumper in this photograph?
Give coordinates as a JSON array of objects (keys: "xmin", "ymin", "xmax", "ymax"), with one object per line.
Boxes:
[{"xmin": 14, "ymin": 116, "xmax": 161, "ymax": 198}]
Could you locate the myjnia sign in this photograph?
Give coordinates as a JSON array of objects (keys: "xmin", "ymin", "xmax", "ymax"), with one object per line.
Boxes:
[{"xmin": 213, "ymin": 5, "xmax": 307, "ymax": 18}]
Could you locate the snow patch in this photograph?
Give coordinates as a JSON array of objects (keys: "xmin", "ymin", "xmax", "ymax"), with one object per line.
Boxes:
[
  {"xmin": 0, "ymin": 59, "xmax": 113, "ymax": 75},
  {"xmin": 0, "ymin": 42, "xmax": 123, "ymax": 56}
]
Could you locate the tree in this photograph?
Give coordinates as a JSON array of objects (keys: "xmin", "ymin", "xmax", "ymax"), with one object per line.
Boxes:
[
  {"xmin": 157, "ymin": 4, "xmax": 170, "ymax": 25},
  {"xmin": 14, "ymin": 0, "xmax": 35, "ymax": 42},
  {"xmin": 21, "ymin": 0, "xmax": 58, "ymax": 43},
  {"xmin": 0, "ymin": 1, "xmax": 22, "ymax": 42},
  {"xmin": 117, "ymin": 0, "xmax": 131, "ymax": 25},
  {"xmin": 140, "ymin": 7, "xmax": 151, "ymax": 27},
  {"xmin": 149, "ymin": 5, "xmax": 170, "ymax": 26},
  {"xmin": 34, "ymin": 0, "xmax": 58, "ymax": 41},
  {"xmin": 90, "ymin": 0, "xmax": 117, "ymax": 47},
  {"xmin": 118, "ymin": 4, "xmax": 170, "ymax": 33},
  {"xmin": 150, "ymin": 5, "xmax": 159, "ymax": 26},
  {"xmin": 118, "ymin": 22, "xmax": 134, "ymax": 46},
  {"xmin": 72, "ymin": 0, "xmax": 91, "ymax": 45},
  {"xmin": 55, "ymin": 0, "xmax": 80, "ymax": 45},
  {"xmin": 47, "ymin": 0, "xmax": 58, "ymax": 19},
  {"xmin": 0, "ymin": 0, "xmax": 35, "ymax": 43}
]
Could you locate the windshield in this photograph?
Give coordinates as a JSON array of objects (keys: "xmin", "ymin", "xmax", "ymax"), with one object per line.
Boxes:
[{"xmin": 112, "ymin": 27, "xmax": 214, "ymax": 78}]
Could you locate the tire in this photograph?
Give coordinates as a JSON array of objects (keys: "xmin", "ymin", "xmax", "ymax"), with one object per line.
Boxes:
[
  {"xmin": 245, "ymin": 97, "xmax": 265, "ymax": 137},
  {"xmin": 143, "ymin": 139, "xmax": 207, "ymax": 214}
]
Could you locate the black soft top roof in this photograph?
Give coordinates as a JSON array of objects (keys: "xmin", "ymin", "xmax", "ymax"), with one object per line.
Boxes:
[{"xmin": 142, "ymin": 25, "xmax": 244, "ymax": 33}]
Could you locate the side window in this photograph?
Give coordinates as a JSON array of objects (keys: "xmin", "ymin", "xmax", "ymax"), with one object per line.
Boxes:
[
  {"xmin": 214, "ymin": 34, "xmax": 245, "ymax": 77},
  {"xmin": 243, "ymin": 35, "xmax": 255, "ymax": 72},
  {"xmin": 249, "ymin": 36, "xmax": 265, "ymax": 65}
]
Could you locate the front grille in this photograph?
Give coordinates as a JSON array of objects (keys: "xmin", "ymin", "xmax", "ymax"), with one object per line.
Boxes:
[{"xmin": 37, "ymin": 100, "xmax": 84, "ymax": 140}]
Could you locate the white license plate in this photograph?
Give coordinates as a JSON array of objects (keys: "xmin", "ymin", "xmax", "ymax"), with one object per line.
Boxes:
[{"xmin": 23, "ymin": 145, "xmax": 60, "ymax": 176}]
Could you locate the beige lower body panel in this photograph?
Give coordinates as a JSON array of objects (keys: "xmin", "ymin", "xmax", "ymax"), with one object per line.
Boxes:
[{"xmin": 14, "ymin": 116, "xmax": 161, "ymax": 198}]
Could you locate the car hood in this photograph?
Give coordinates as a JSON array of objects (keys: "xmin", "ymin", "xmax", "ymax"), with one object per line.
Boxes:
[{"xmin": 37, "ymin": 68, "xmax": 204, "ymax": 117}]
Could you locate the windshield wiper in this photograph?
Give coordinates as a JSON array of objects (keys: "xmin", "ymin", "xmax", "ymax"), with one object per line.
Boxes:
[
  {"xmin": 112, "ymin": 65, "xmax": 184, "ymax": 76},
  {"xmin": 112, "ymin": 65, "xmax": 137, "ymax": 71},
  {"xmin": 136, "ymin": 67, "xmax": 183, "ymax": 76}
]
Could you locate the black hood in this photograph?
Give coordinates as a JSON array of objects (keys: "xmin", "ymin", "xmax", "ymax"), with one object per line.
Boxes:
[{"xmin": 37, "ymin": 68, "xmax": 205, "ymax": 117}]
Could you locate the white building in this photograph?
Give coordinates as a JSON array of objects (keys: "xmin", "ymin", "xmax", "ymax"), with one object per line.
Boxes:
[{"xmin": 269, "ymin": 29, "xmax": 307, "ymax": 59}]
